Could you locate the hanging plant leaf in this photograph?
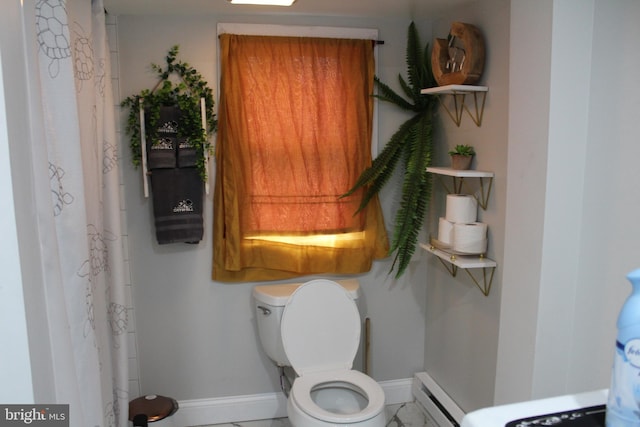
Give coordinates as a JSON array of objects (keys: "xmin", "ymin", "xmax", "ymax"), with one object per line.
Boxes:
[{"xmin": 343, "ymin": 22, "xmax": 438, "ymax": 278}]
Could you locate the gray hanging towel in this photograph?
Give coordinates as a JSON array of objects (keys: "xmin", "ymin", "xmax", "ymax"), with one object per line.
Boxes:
[
  {"xmin": 148, "ymin": 105, "xmax": 204, "ymax": 244},
  {"xmin": 150, "ymin": 168, "xmax": 203, "ymax": 244}
]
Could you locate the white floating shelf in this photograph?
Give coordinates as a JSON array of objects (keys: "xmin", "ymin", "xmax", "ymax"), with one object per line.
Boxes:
[
  {"xmin": 420, "ymin": 84, "xmax": 488, "ymax": 95},
  {"xmin": 420, "ymin": 243, "xmax": 496, "ymax": 269},
  {"xmin": 420, "ymin": 242, "xmax": 497, "ymax": 296},
  {"xmin": 427, "ymin": 167, "xmax": 494, "ymax": 178}
]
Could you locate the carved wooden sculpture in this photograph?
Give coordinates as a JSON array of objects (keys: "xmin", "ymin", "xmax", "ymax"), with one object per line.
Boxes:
[{"xmin": 432, "ymin": 22, "xmax": 485, "ymax": 86}]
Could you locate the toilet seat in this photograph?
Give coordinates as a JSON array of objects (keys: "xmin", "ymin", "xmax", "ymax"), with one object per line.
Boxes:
[
  {"xmin": 290, "ymin": 369, "xmax": 385, "ymax": 423},
  {"xmin": 281, "ymin": 280, "xmax": 385, "ymax": 425},
  {"xmin": 281, "ymin": 279, "xmax": 361, "ymax": 375}
]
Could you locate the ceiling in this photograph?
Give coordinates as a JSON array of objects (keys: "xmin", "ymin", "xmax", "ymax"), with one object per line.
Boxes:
[{"xmin": 103, "ymin": 0, "xmax": 470, "ymax": 19}]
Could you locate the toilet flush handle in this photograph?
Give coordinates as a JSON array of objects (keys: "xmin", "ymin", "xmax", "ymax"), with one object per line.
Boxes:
[{"xmin": 257, "ymin": 305, "xmax": 271, "ymax": 316}]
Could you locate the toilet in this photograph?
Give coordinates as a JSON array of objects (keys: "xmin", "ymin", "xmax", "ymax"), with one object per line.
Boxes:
[{"xmin": 253, "ymin": 279, "xmax": 386, "ymax": 427}]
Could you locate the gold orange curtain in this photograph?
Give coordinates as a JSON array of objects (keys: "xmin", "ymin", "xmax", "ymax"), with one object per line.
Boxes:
[{"xmin": 213, "ymin": 34, "xmax": 389, "ymax": 282}]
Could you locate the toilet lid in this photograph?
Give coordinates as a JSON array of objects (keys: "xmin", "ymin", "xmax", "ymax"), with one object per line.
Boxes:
[{"xmin": 281, "ymin": 279, "xmax": 361, "ymax": 375}]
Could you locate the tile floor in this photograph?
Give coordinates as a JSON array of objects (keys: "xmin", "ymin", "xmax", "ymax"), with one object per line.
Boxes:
[{"xmin": 198, "ymin": 401, "xmax": 435, "ymax": 427}]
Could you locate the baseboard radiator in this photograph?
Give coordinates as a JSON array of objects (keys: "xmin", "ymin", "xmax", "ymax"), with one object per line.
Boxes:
[{"xmin": 412, "ymin": 372, "xmax": 465, "ymax": 427}]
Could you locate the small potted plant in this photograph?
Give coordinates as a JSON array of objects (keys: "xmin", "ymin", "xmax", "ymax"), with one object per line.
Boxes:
[{"xmin": 449, "ymin": 144, "xmax": 475, "ymax": 170}]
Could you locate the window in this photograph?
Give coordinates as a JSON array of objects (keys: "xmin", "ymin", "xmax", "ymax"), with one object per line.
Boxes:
[{"xmin": 213, "ymin": 30, "xmax": 388, "ymax": 282}]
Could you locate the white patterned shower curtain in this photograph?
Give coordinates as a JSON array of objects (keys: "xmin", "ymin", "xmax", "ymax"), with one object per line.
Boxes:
[{"xmin": 33, "ymin": 0, "xmax": 129, "ymax": 426}]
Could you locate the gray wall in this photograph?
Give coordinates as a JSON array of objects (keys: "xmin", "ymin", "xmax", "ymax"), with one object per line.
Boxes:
[
  {"xmin": 496, "ymin": 0, "xmax": 640, "ymax": 404},
  {"xmin": 117, "ymin": 14, "xmax": 429, "ymax": 401},
  {"xmin": 419, "ymin": 0, "xmax": 510, "ymax": 412}
]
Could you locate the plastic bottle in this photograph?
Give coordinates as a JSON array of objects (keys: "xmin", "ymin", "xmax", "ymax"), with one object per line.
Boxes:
[{"xmin": 607, "ymin": 268, "xmax": 640, "ymax": 426}]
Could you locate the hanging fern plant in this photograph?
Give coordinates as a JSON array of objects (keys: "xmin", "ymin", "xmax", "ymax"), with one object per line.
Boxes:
[
  {"xmin": 343, "ymin": 22, "xmax": 438, "ymax": 278},
  {"xmin": 121, "ymin": 45, "xmax": 217, "ymax": 180}
]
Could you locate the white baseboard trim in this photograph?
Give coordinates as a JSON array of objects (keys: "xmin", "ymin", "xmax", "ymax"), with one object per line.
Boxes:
[
  {"xmin": 170, "ymin": 378, "xmax": 413, "ymax": 427},
  {"xmin": 381, "ymin": 378, "xmax": 415, "ymax": 404}
]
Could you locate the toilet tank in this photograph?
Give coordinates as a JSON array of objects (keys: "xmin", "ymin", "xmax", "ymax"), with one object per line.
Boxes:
[{"xmin": 253, "ymin": 279, "xmax": 360, "ymax": 367}]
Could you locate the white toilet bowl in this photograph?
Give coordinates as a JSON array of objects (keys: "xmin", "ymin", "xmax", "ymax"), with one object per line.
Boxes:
[{"xmin": 280, "ymin": 280, "xmax": 386, "ymax": 427}]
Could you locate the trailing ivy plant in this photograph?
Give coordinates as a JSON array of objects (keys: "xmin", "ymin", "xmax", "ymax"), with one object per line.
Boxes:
[
  {"xmin": 121, "ymin": 45, "xmax": 217, "ymax": 180},
  {"xmin": 343, "ymin": 22, "xmax": 438, "ymax": 278}
]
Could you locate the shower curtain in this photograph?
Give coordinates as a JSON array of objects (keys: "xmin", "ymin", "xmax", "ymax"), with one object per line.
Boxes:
[{"xmin": 33, "ymin": 0, "xmax": 128, "ymax": 425}]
